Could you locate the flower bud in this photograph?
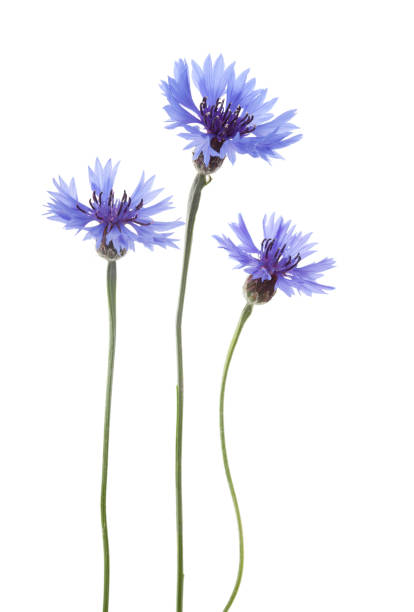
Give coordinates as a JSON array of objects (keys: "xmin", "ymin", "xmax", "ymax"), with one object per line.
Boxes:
[
  {"xmin": 97, "ymin": 241, "xmax": 127, "ymax": 261},
  {"xmin": 193, "ymin": 151, "xmax": 225, "ymax": 175},
  {"xmin": 243, "ymin": 274, "xmax": 277, "ymax": 305},
  {"xmin": 193, "ymin": 137, "xmax": 225, "ymax": 174}
]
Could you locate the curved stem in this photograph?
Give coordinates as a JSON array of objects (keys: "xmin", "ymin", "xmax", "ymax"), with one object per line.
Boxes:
[
  {"xmin": 101, "ymin": 260, "xmax": 117, "ymax": 612},
  {"xmin": 220, "ymin": 302, "xmax": 253, "ymax": 611},
  {"xmin": 175, "ymin": 172, "xmax": 210, "ymax": 612}
]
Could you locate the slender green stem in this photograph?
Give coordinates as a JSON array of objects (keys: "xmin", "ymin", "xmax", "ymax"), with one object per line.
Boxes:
[
  {"xmin": 220, "ymin": 302, "xmax": 253, "ymax": 611},
  {"xmin": 101, "ymin": 260, "xmax": 117, "ymax": 612},
  {"xmin": 175, "ymin": 172, "xmax": 210, "ymax": 612}
]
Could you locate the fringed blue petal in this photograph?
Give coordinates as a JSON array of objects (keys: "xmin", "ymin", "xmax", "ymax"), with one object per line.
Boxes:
[
  {"xmin": 215, "ymin": 215, "xmax": 335, "ymax": 297},
  {"xmin": 46, "ymin": 162, "xmax": 182, "ymax": 255},
  {"xmin": 163, "ymin": 55, "xmax": 302, "ymax": 165}
]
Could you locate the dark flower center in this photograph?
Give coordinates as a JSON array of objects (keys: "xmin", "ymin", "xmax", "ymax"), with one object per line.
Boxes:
[
  {"xmin": 261, "ymin": 239, "xmax": 301, "ymax": 272},
  {"xmin": 199, "ymin": 97, "xmax": 255, "ymax": 149},
  {"xmin": 77, "ymin": 190, "xmax": 151, "ymax": 232}
]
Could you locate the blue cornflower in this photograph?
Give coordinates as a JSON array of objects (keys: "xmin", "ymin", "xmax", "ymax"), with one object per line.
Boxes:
[
  {"xmin": 215, "ymin": 214, "xmax": 335, "ymax": 304},
  {"xmin": 46, "ymin": 158, "xmax": 182, "ymax": 259},
  {"xmin": 161, "ymin": 55, "xmax": 302, "ymax": 173}
]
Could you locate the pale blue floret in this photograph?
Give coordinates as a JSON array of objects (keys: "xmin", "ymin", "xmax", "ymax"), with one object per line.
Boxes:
[
  {"xmin": 214, "ymin": 214, "xmax": 335, "ymax": 297},
  {"xmin": 161, "ymin": 55, "xmax": 302, "ymax": 166},
  {"xmin": 46, "ymin": 159, "xmax": 183, "ymax": 256}
]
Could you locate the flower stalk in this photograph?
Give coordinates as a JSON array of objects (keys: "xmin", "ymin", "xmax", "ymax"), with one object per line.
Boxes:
[
  {"xmin": 101, "ymin": 260, "xmax": 117, "ymax": 612},
  {"xmin": 175, "ymin": 172, "xmax": 210, "ymax": 612},
  {"xmin": 220, "ymin": 302, "xmax": 253, "ymax": 611}
]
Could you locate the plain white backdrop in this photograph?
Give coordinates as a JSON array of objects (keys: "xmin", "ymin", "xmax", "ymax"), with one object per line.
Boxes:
[{"xmin": 1, "ymin": 0, "xmax": 413, "ymax": 610}]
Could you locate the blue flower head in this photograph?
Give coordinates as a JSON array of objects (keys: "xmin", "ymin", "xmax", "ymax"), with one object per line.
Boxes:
[
  {"xmin": 46, "ymin": 159, "xmax": 182, "ymax": 260},
  {"xmin": 161, "ymin": 55, "xmax": 302, "ymax": 174},
  {"xmin": 214, "ymin": 214, "xmax": 335, "ymax": 304}
]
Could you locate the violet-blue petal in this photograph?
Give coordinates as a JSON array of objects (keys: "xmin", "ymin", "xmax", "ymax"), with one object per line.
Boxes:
[
  {"xmin": 46, "ymin": 158, "xmax": 183, "ymax": 257},
  {"xmin": 162, "ymin": 55, "xmax": 302, "ymax": 165},
  {"xmin": 215, "ymin": 214, "xmax": 335, "ymax": 297}
]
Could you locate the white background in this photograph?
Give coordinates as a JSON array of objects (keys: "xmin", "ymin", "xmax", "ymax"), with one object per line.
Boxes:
[{"xmin": 0, "ymin": 0, "xmax": 413, "ymax": 610}]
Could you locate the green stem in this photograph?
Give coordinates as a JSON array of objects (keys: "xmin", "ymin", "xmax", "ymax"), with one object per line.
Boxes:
[
  {"xmin": 220, "ymin": 302, "xmax": 254, "ymax": 611},
  {"xmin": 175, "ymin": 172, "xmax": 210, "ymax": 612},
  {"xmin": 101, "ymin": 260, "xmax": 117, "ymax": 612}
]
